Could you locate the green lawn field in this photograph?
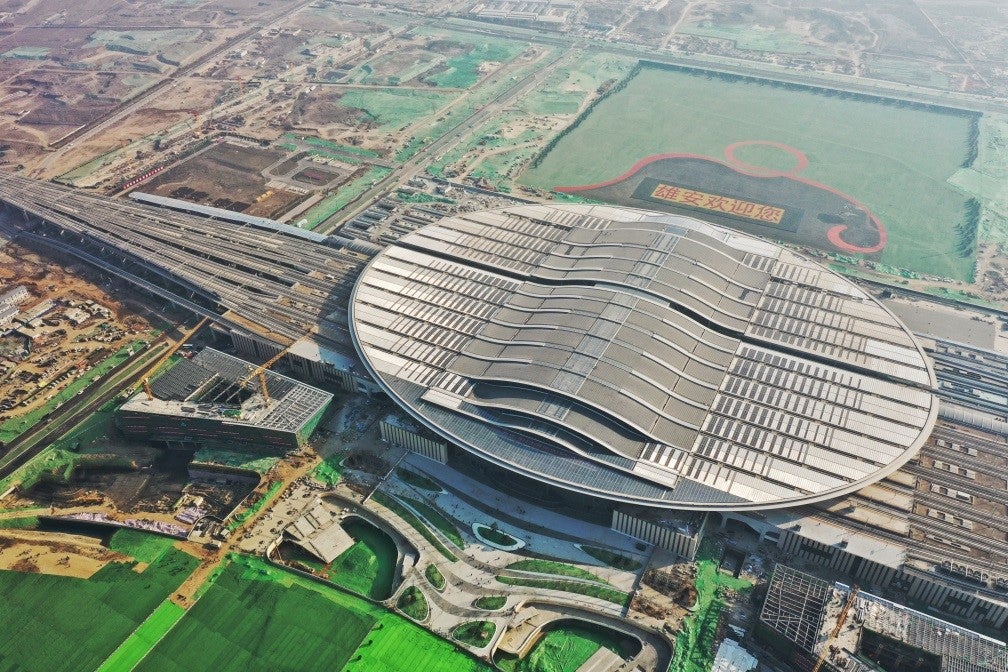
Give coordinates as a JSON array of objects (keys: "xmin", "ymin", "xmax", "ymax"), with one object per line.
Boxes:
[
  {"xmin": 137, "ymin": 555, "xmax": 492, "ymax": 672},
  {"xmin": 522, "ymin": 64, "xmax": 980, "ymax": 281},
  {"xmin": 0, "ymin": 545, "xmax": 198, "ymax": 672}
]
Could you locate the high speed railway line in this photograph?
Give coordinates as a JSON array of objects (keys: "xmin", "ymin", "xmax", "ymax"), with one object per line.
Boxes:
[
  {"xmin": 929, "ymin": 340, "xmax": 1008, "ymax": 419},
  {"xmin": 0, "ymin": 173, "xmax": 366, "ymax": 356}
]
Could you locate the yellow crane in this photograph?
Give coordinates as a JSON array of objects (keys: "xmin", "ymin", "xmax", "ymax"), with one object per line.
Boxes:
[
  {"xmin": 230, "ymin": 324, "xmax": 319, "ymax": 405},
  {"xmin": 142, "ymin": 316, "xmax": 209, "ymax": 401},
  {"xmin": 230, "ymin": 343, "xmax": 293, "ymax": 406},
  {"xmin": 811, "ymin": 585, "xmax": 859, "ymax": 672}
]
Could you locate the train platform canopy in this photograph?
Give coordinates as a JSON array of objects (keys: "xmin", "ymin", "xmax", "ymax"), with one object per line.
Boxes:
[
  {"xmin": 350, "ymin": 204, "xmax": 939, "ymax": 510},
  {"xmin": 129, "ymin": 191, "xmax": 329, "ymax": 243}
]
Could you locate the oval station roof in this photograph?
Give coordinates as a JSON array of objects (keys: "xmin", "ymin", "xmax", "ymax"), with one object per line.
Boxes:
[{"xmin": 350, "ymin": 204, "xmax": 938, "ymax": 510}]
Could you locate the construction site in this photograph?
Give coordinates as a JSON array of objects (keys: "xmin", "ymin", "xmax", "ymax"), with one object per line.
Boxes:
[
  {"xmin": 117, "ymin": 347, "xmax": 333, "ymax": 453},
  {"xmin": 758, "ymin": 565, "xmax": 1008, "ymax": 672},
  {"xmin": 0, "ymin": 237, "xmax": 156, "ymax": 443}
]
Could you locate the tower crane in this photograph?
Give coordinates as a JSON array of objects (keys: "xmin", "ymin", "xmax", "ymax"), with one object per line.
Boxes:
[{"xmin": 811, "ymin": 585, "xmax": 859, "ymax": 672}]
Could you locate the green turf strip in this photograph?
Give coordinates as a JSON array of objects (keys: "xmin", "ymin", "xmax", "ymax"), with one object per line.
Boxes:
[
  {"xmin": 495, "ymin": 576, "xmax": 628, "ymax": 607},
  {"xmin": 0, "ymin": 546, "xmax": 197, "ymax": 672},
  {"xmin": 95, "ymin": 600, "xmax": 185, "ymax": 672}
]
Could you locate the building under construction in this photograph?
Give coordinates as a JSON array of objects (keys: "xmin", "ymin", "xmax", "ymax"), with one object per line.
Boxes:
[
  {"xmin": 757, "ymin": 564, "xmax": 1008, "ymax": 672},
  {"xmin": 116, "ymin": 348, "xmax": 332, "ymax": 453}
]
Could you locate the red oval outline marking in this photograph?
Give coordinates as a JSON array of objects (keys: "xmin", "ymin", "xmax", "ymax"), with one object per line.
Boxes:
[
  {"xmin": 723, "ymin": 140, "xmax": 808, "ymax": 177},
  {"xmin": 554, "ymin": 152, "xmax": 887, "ymax": 254}
]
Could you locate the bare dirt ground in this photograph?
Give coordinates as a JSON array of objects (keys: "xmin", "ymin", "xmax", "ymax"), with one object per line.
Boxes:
[
  {"xmin": 0, "ymin": 240, "xmax": 153, "ymax": 426},
  {"xmin": 141, "ymin": 141, "xmax": 301, "ymax": 217},
  {"xmin": 0, "ymin": 530, "xmax": 129, "ymax": 578}
]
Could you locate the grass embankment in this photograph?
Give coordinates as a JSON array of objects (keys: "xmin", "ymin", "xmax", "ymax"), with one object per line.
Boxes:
[
  {"xmin": 667, "ymin": 543, "xmax": 753, "ymax": 672},
  {"xmin": 191, "ymin": 448, "xmax": 279, "ymax": 474},
  {"xmin": 328, "ymin": 520, "xmax": 398, "ymax": 600},
  {"xmin": 0, "ymin": 340, "xmax": 146, "ymax": 445},
  {"xmin": 311, "ymin": 454, "xmax": 342, "ymax": 487},
  {"xmin": 398, "ymin": 495, "xmax": 463, "ymax": 548},
  {"xmin": 300, "ymin": 166, "xmax": 392, "ymax": 229},
  {"xmin": 396, "ymin": 467, "xmax": 441, "ymax": 491},
  {"xmin": 496, "ymin": 576, "xmax": 629, "ymax": 607},
  {"xmin": 581, "ymin": 546, "xmax": 642, "ymax": 571},
  {"xmin": 372, "ymin": 491, "xmax": 457, "ymax": 561},
  {"xmin": 505, "ymin": 559, "xmax": 606, "ymax": 583},
  {"xmin": 227, "ymin": 481, "xmax": 283, "ymax": 531},
  {"xmin": 108, "ymin": 529, "xmax": 177, "ymax": 563}
]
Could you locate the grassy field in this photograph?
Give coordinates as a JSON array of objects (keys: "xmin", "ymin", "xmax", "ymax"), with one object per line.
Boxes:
[
  {"xmin": 135, "ymin": 559, "xmax": 374, "ymax": 672},
  {"xmin": 679, "ymin": 22, "xmax": 830, "ymax": 55},
  {"xmin": 339, "ymin": 88, "xmax": 453, "ymax": 132},
  {"xmin": 136, "ymin": 554, "xmax": 491, "ymax": 671},
  {"xmin": 327, "ymin": 520, "xmax": 398, "ymax": 600},
  {"xmin": 414, "ymin": 28, "xmax": 525, "ymax": 89},
  {"xmin": 520, "ymin": 53, "xmax": 634, "ymax": 118},
  {"xmin": 522, "ymin": 64, "xmax": 980, "ymax": 281},
  {"xmin": 0, "ymin": 545, "xmax": 197, "ymax": 672}
]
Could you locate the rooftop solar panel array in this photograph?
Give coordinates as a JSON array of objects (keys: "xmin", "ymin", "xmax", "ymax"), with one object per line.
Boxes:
[{"xmin": 351, "ymin": 204, "xmax": 939, "ymax": 509}]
